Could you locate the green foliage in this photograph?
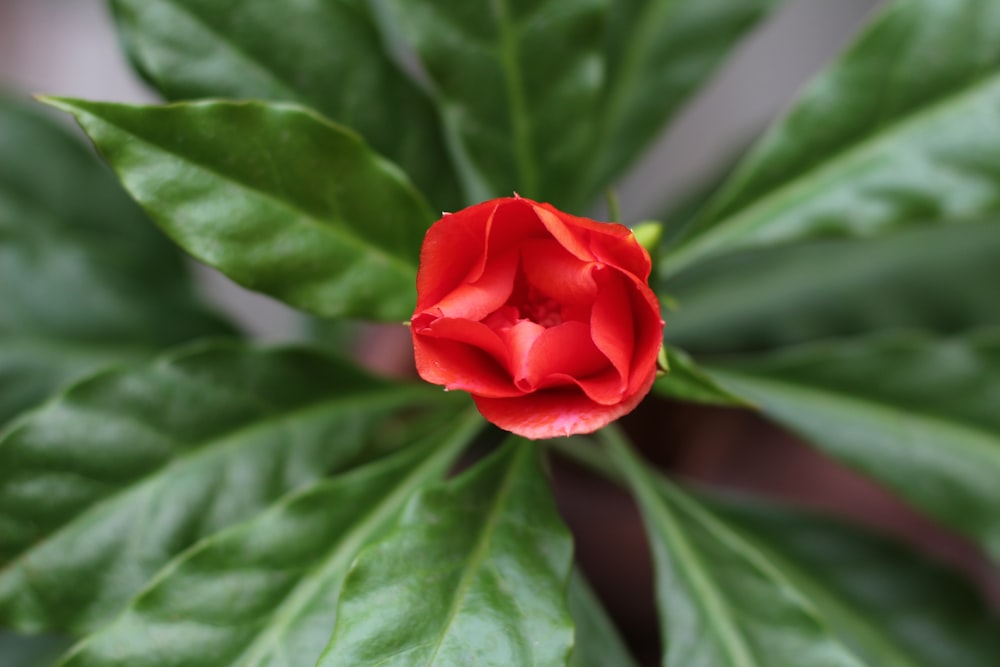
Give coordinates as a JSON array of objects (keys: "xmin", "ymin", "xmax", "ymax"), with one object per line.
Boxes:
[
  {"xmin": 57, "ymin": 412, "xmax": 481, "ymax": 667},
  {"xmin": 320, "ymin": 439, "xmax": 574, "ymax": 666},
  {"xmin": 708, "ymin": 330, "xmax": 1000, "ymax": 564},
  {"xmin": 0, "ymin": 343, "xmax": 450, "ymax": 634},
  {"xmin": 664, "ymin": 0, "xmax": 1000, "ymax": 275},
  {"xmin": 4, "ymin": 0, "xmax": 1000, "ymax": 664},
  {"xmin": 108, "ymin": 0, "xmax": 461, "ymax": 212},
  {"xmin": 606, "ymin": 431, "xmax": 864, "ymax": 667},
  {"xmin": 0, "ymin": 96, "xmax": 231, "ymax": 427},
  {"xmin": 44, "ymin": 97, "xmax": 434, "ymax": 322}
]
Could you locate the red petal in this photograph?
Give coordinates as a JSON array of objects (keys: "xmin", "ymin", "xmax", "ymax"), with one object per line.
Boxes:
[
  {"xmin": 423, "ymin": 248, "xmax": 518, "ymax": 321},
  {"xmin": 590, "ymin": 269, "xmax": 635, "ymax": 385},
  {"xmin": 474, "ymin": 371, "xmax": 655, "ymax": 439},
  {"xmin": 415, "ymin": 200, "xmax": 498, "ymax": 311},
  {"xmin": 517, "ymin": 321, "xmax": 622, "ymax": 404},
  {"xmin": 530, "ymin": 201, "xmax": 651, "ymax": 280},
  {"xmin": 520, "ymin": 239, "xmax": 598, "ymax": 307},
  {"xmin": 412, "ymin": 319, "xmax": 520, "ymax": 398}
]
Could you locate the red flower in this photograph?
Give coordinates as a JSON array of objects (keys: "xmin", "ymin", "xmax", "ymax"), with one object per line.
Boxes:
[{"xmin": 411, "ymin": 196, "xmax": 664, "ymax": 439}]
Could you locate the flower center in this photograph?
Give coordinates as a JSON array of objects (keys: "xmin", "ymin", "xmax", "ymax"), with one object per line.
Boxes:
[{"xmin": 518, "ymin": 289, "xmax": 562, "ymax": 328}]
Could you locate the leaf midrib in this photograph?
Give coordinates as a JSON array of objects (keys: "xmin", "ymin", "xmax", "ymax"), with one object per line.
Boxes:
[
  {"xmin": 0, "ymin": 385, "xmax": 428, "ymax": 574},
  {"xmin": 422, "ymin": 442, "xmax": 526, "ymax": 666},
  {"xmin": 235, "ymin": 411, "xmax": 481, "ymax": 667},
  {"xmin": 664, "ymin": 66, "xmax": 1000, "ymax": 276},
  {"xmin": 64, "ymin": 101, "xmax": 421, "ymax": 282},
  {"xmin": 729, "ymin": 528, "xmax": 923, "ymax": 667},
  {"xmin": 492, "ymin": 0, "xmax": 538, "ymax": 197}
]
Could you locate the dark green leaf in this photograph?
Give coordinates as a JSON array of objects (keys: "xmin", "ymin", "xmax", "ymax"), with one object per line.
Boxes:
[
  {"xmin": 108, "ymin": 0, "xmax": 461, "ymax": 211},
  {"xmin": 712, "ymin": 496, "xmax": 1000, "ymax": 667},
  {"xmin": 0, "ymin": 342, "xmax": 445, "ymax": 633},
  {"xmin": 582, "ymin": 0, "xmax": 780, "ymax": 200},
  {"xmin": 605, "ymin": 430, "xmax": 864, "ymax": 667},
  {"xmin": 707, "ymin": 330, "xmax": 1000, "ymax": 564},
  {"xmin": 664, "ymin": 0, "xmax": 1000, "ymax": 275},
  {"xmin": 56, "ymin": 411, "xmax": 482, "ymax": 667},
  {"xmin": 382, "ymin": 0, "xmax": 607, "ymax": 208},
  {"xmin": 320, "ymin": 439, "xmax": 574, "ymax": 666},
  {"xmin": 0, "ymin": 95, "xmax": 231, "ymax": 426},
  {"xmin": 44, "ymin": 97, "xmax": 434, "ymax": 322},
  {"xmin": 568, "ymin": 570, "xmax": 639, "ymax": 667},
  {"xmin": 664, "ymin": 221, "xmax": 1000, "ymax": 354},
  {"xmin": 0, "ymin": 631, "xmax": 70, "ymax": 667},
  {"xmin": 654, "ymin": 345, "xmax": 750, "ymax": 407}
]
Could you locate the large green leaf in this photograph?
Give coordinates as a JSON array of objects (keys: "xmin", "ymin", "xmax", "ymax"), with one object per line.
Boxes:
[
  {"xmin": 664, "ymin": 0, "xmax": 1000, "ymax": 276},
  {"xmin": 568, "ymin": 570, "xmax": 639, "ymax": 667},
  {"xmin": 382, "ymin": 0, "xmax": 607, "ymax": 207},
  {"xmin": 663, "ymin": 221, "xmax": 1000, "ymax": 353},
  {"xmin": 108, "ymin": 0, "xmax": 461, "ymax": 211},
  {"xmin": 56, "ymin": 411, "xmax": 482, "ymax": 667},
  {"xmin": 713, "ymin": 497, "xmax": 1000, "ymax": 667},
  {"xmin": 605, "ymin": 430, "xmax": 864, "ymax": 667},
  {"xmin": 44, "ymin": 97, "xmax": 434, "ymax": 322},
  {"xmin": 0, "ymin": 342, "xmax": 449, "ymax": 634},
  {"xmin": 0, "ymin": 95, "xmax": 231, "ymax": 426},
  {"xmin": 0, "ymin": 631, "xmax": 70, "ymax": 667},
  {"xmin": 581, "ymin": 0, "xmax": 780, "ymax": 200},
  {"xmin": 707, "ymin": 331, "xmax": 1000, "ymax": 564},
  {"xmin": 319, "ymin": 439, "xmax": 574, "ymax": 666}
]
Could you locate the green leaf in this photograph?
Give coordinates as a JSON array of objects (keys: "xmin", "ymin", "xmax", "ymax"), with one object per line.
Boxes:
[
  {"xmin": 108, "ymin": 0, "xmax": 461, "ymax": 212},
  {"xmin": 713, "ymin": 496, "xmax": 1000, "ymax": 667},
  {"xmin": 654, "ymin": 345, "xmax": 750, "ymax": 407},
  {"xmin": 568, "ymin": 570, "xmax": 639, "ymax": 667},
  {"xmin": 0, "ymin": 95, "xmax": 231, "ymax": 426},
  {"xmin": 0, "ymin": 342, "xmax": 446, "ymax": 634},
  {"xmin": 56, "ymin": 411, "xmax": 482, "ymax": 667},
  {"xmin": 43, "ymin": 97, "xmax": 434, "ymax": 322},
  {"xmin": 319, "ymin": 439, "xmax": 574, "ymax": 666},
  {"xmin": 0, "ymin": 631, "xmax": 70, "ymax": 667},
  {"xmin": 604, "ymin": 429, "xmax": 864, "ymax": 667},
  {"xmin": 664, "ymin": 0, "xmax": 1000, "ymax": 276},
  {"xmin": 382, "ymin": 0, "xmax": 607, "ymax": 207},
  {"xmin": 706, "ymin": 330, "xmax": 1000, "ymax": 564},
  {"xmin": 663, "ymin": 220, "xmax": 1000, "ymax": 354},
  {"xmin": 582, "ymin": 0, "xmax": 780, "ymax": 199}
]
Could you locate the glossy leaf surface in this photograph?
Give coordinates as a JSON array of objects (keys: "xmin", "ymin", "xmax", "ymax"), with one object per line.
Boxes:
[
  {"xmin": 585, "ymin": 0, "xmax": 779, "ymax": 198},
  {"xmin": 606, "ymin": 431, "xmax": 863, "ymax": 667},
  {"xmin": 384, "ymin": 0, "xmax": 606, "ymax": 207},
  {"xmin": 109, "ymin": 0, "xmax": 461, "ymax": 211},
  {"xmin": 0, "ymin": 343, "xmax": 441, "ymax": 633},
  {"xmin": 45, "ymin": 97, "xmax": 433, "ymax": 321},
  {"xmin": 320, "ymin": 439, "xmax": 574, "ymax": 666},
  {"xmin": 714, "ymin": 497, "xmax": 1000, "ymax": 667},
  {"xmin": 664, "ymin": 221, "xmax": 1000, "ymax": 353},
  {"xmin": 58, "ymin": 412, "xmax": 481, "ymax": 667},
  {"xmin": 665, "ymin": 0, "xmax": 1000, "ymax": 275},
  {"xmin": 0, "ymin": 96, "xmax": 229, "ymax": 425},
  {"xmin": 568, "ymin": 570, "xmax": 639, "ymax": 667},
  {"xmin": 708, "ymin": 331, "xmax": 1000, "ymax": 563}
]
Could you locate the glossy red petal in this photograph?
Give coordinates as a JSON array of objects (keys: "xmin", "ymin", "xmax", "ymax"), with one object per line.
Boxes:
[
  {"xmin": 520, "ymin": 239, "xmax": 598, "ymax": 307},
  {"xmin": 519, "ymin": 321, "xmax": 621, "ymax": 404},
  {"xmin": 474, "ymin": 370, "xmax": 656, "ymax": 440},
  {"xmin": 530, "ymin": 201, "xmax": 652, "ymax": 280},
  {"xmin": 412, "ymin": 319, "xmax": 520, "ymax": 398},
  {"xmin": 415, "ymin": 199, "xmax": 498, "ymax": 311},
  {"xmin": 423, "ymin": 248, "xmax": 518, "ymax": 322},
  {"xmin": 590, "ymin": 269, "xmax": 635, "ymax": 385}
]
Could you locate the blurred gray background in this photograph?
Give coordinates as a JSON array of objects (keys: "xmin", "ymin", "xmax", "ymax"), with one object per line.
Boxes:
[{"xmin": 0, "ymin": 0, "xmax": 884, "ymax": 339}]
